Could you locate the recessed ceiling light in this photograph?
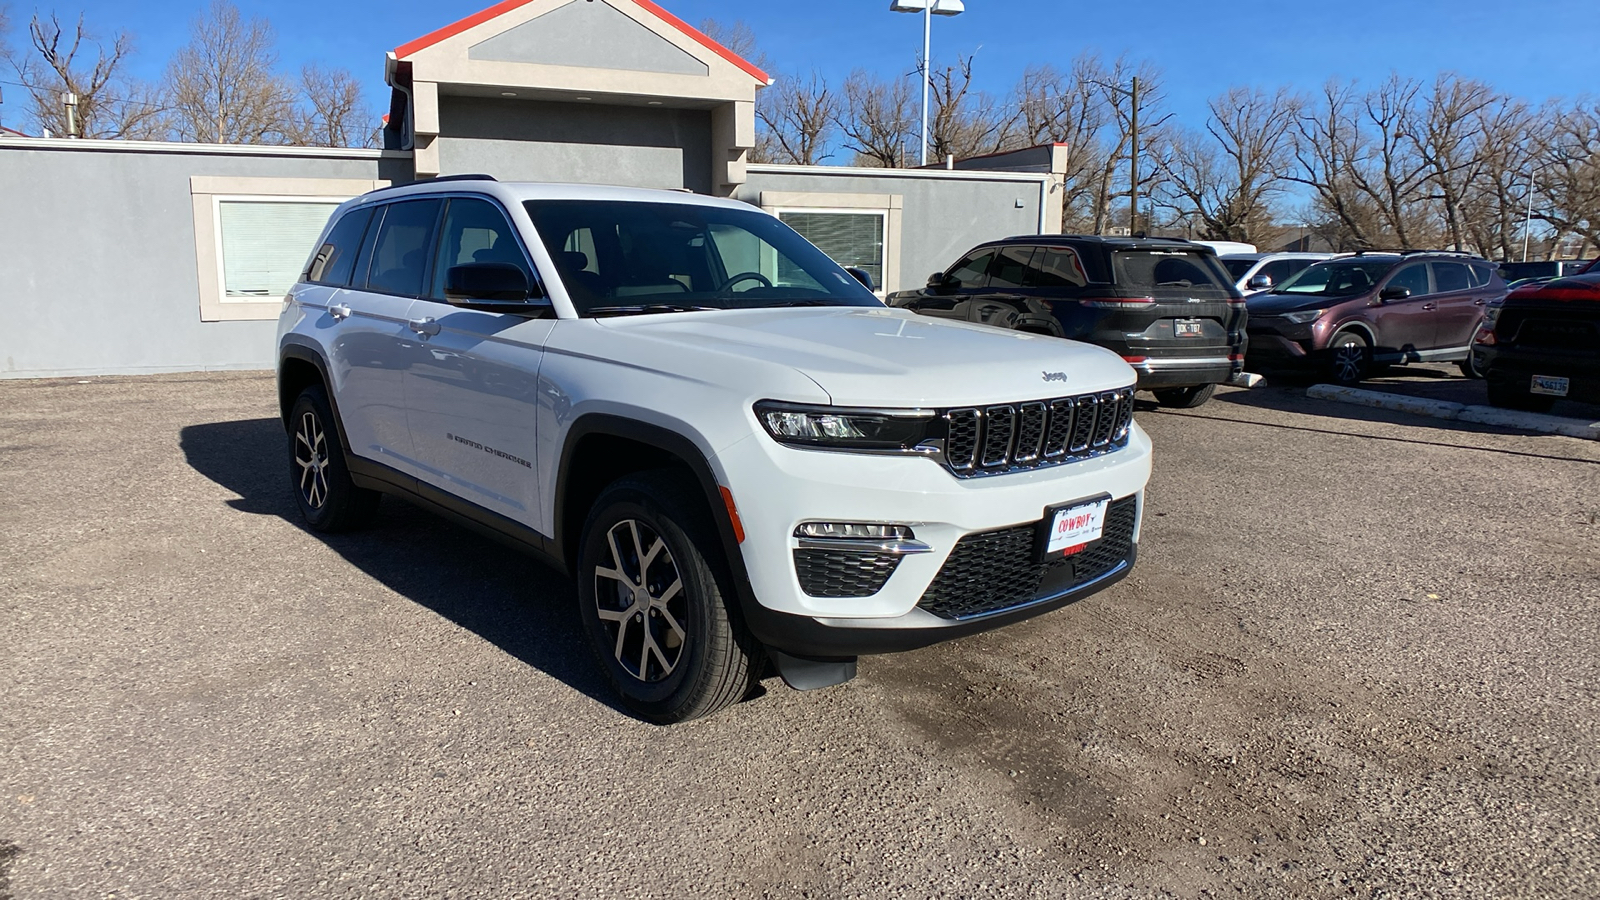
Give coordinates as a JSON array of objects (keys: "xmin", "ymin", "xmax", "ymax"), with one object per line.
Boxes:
[{"xmin": 501, "ymin": 91, "xmax": 518, "ymax": 98}]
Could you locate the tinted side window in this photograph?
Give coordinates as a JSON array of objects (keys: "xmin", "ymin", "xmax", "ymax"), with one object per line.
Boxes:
[
  {"xmin": 947, "ymin": 249, "xmax": 997, "ymax": 289},
  {"xmin": 1387, "ymin": 263, "xmax": 1430, "ymax": 297},
  {"xmin": 1028, "ymin": 246, "xmax": 1092, "ymax": 289},
  {"xmin": 363, "ymin": 199, "xmax": 443, "ymax": 297},
  {"xmin": 1469, "ymin": 263, "xmax": 1494, "ymax": 287},
  {"xmin": 306, "ymin": 207, "xmax": 373, "ymax": 287},
  {"xmin": 1262, "ymin": 260, "xmax": 1298, "ymax": 286},
  {"xmin": 431, "ymin": 197, "xmax": 533, "ymax": 299},
  {"xmin": 988, "ymin": 246, "xmax": 1037, "ymax": 289},
  {"xmin": 1431, "ymin": 262, "xmax": 1472, "ymax": 293}
]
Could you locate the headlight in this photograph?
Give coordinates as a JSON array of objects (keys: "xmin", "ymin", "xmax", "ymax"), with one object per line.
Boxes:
[
  {"xmin": 1281, "ymin": 308, "xmax": 1326, "ymax": 324},
  {"xmin": 754, "ymin": 401, "xmax": 938, "ymax": 452}
]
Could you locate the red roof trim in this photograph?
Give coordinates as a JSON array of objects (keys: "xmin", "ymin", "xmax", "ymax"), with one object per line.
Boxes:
[{"xmin": 393, "ymin": 0, "xmax": 770, "ymax": 84}]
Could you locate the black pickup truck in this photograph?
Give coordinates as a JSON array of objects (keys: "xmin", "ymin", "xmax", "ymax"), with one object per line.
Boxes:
[{"xmin": 1476, "ymin": 261, "xmax": 1600, "ymax": 412}]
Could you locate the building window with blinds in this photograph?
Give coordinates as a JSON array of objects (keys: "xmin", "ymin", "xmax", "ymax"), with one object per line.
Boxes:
[
  {"xmin": 215, "ymin": 199, "xmax": 343, "ymax": 299},
  {"xmin": 777, "ymin": 210, "xmax": 886, "ymax": 291}
]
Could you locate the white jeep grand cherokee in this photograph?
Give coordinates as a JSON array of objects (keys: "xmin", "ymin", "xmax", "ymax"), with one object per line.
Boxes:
[{"xmin": 277, "ymin": 176, "xmax": 1153, "ymax": 723}]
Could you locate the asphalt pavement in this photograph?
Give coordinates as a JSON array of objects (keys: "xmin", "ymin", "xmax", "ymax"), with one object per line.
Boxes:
[{"xmin": 2, "ymin": 371, "xmax": 1597, "ymax": 899}]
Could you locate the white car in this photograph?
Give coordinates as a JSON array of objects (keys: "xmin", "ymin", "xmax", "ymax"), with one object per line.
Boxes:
[
  {"xmin": 276, "ymin": 177, "xmax": 1153, "ymax": 722},
  {"xmin": 1219, "ymin": 252, "xmax": 1333, "ymax": 294}
]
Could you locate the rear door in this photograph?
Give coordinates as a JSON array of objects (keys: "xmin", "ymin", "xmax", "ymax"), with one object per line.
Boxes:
[
  {"xmin": 1111, "ymin": 248, "xmax": 1239, "ymax": 362},
  {"xmin": 403, "ymin": 195, "xmax": 554, "ymax": 531},
  {"xmin": 324, "ymin": 199, "xmax": 442, "ymax": 473},
  {"xmin": 1429, "ymin": 260, "xmax": 1489, "ymax": 350}
]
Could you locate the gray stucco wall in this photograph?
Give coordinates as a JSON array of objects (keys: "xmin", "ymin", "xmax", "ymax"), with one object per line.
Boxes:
[
  {"xmin": 436, "ymin": 97, "xmax": 712, "ymax": 193},
  {"xmin": 738, "ymin": 168, "xmax": 1048, "ymax": 292},
  {"xmin": 0, "ymin": 142, "xmax": 405, "ymax": 379}
]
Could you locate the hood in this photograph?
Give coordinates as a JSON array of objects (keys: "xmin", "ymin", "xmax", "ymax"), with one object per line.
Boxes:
[
  {"xmin": 1246, "ymin": 291, "xmax": 1355, "ymax": 314},
  {"xmin": 1508, "ymin": 273, "xmax": 1600, "ymax": 305},
  {"xmin": 594, "ymin": 307, "xmax": 1137, "ymax": 407}
]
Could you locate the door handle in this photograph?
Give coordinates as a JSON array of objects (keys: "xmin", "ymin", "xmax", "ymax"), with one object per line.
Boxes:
[
  {"xmin": 408, "ymin": 317, "xmax": 441, "ymax": 337},
  {"xmin": 328, "ymin": 303, "xmax": 351, "ymax": 321},
  {"xmin": 1422, "ymin": 302, "xmax": 1437, "ymax": 311},
  {"xmin": 1473, "ymin": 299, "xmax": 1486, "ymax": 306}
]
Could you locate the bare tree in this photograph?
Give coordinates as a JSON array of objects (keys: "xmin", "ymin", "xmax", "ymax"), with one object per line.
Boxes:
[
  {"xmin": 926, "ymin": 55, "xmax": 1019, "ymax": 162},
  {"xmin": 755, "ymin": 70, "xmax": 837, "ymax": 165},
  {"xmin": 1290, "ymin": 81, "xmax": 1384, "ymax": 249},
  {"xmin": 1533, "ymin": 99, "xmax": 1600, "ymax": 252},
  {"xmin": 1158, "ymin": 87, "xmax": 1301, "ymax": 243},
  {"xmin": 164, "ymin": 0, "xmax": 295, "ymax": 144},
  {"xmin": 3, "ymin": 11, "xmax": 164, "ymax": 139},
  {"xmin": 1011, "ymin": 56, "xmax": 1114, "ymax": 231},
  {"xmin": 835, "ymin": 69, "xmax": 916, "ymax": 167},
  {"xmin": 288, "ymin": 64, "xmax": 375, "ymax": 148},
  {"xmin": 1409, "ymin": 74, "xmax": 1503, "ymax": 252}
]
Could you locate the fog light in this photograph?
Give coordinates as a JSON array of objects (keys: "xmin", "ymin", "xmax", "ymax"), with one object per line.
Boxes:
[{"xmin": 794, "ymin": 522, "xmax": 914, "ymax": 540}]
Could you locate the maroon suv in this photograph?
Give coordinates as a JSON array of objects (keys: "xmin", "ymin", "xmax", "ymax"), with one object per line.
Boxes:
[{"xmin": 1245, "ymin": 251, "xmax": 1507, "ymax": 384}]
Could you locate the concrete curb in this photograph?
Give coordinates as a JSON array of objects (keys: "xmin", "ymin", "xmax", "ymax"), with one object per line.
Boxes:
[{"xmin": 1305, "ymin": 384, "xmax": 1600, "ymax": 441}]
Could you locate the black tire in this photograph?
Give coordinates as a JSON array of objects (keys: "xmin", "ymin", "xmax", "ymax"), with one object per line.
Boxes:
[
  {"xmin": 1458, "ymin": 350, "xmax": 1486, "ymax": 380},
  {"xmin": 1152, "ymin": 383, "xmax": 1217, "ymax": 408},
  {"xmin": 287, "ymin": 386, "xmax": 381, "ymax": 532},
  {"xmin": 1487, "ymin": 378, "xmax": 1556, "ymax": 413},
  {"xmin": 1326, "ymin": 331, "xmax": 1370, "ymax": 385},
  {"xmin": 576, "ymin": 472, "xmax": 761, "ymax": 724}
]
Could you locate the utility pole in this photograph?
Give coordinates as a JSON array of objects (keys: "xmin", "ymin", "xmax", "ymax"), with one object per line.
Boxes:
[{"xmin": 1129, "ymin": 76, "xmax": 1139, "ymax": 235}]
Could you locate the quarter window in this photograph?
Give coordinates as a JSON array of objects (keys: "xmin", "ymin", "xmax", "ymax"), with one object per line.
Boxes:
[
  {"xmin": 1027, "ymin": 246, "xmax": 1092, "ymax": 288},
  {"xmin": 362, "ymin": 199, "xmax": 443, "ymax": 297}
]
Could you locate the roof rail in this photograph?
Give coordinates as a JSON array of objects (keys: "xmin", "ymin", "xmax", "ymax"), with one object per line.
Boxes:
[
  {"xmin": 425, "ymin": 173, "xmax": 498, "ymax": 184},
  {"xmin": 1354, "ymin": 248, "xmax": 1483, "ymax": 259}
]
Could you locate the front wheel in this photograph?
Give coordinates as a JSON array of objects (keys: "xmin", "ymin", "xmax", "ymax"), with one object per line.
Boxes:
[
  {"xmin": 1152, "ymin": 383, "xmax": 1217, "ymax": 409},
  {"xmin": 1326, "ymin": 332, "xmax": 1370, "ymax": 386},
  {"xmin": 576, "ymin": 473, "xmax": 760, "ymax": 724}
]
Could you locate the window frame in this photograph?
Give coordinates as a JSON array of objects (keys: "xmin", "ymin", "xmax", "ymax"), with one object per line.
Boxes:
[
  {"xmin": 771, "ymin": 206, "xmax": 890, "ymax": 295},
  {"xmin": 759, "ymin": 191, "xmax": 903, "ymax": 296},
  {"xmin": 424, "ymin": 195, "xmax": 543, "ymax": 304},
  {"xmin": 190, "ymin": 175, "xmax": 388, "ymax": 322}
]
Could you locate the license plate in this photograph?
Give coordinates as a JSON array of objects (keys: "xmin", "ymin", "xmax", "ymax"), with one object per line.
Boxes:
[
  {"xmin": 1042, "ymin": 496, "xmax": 1110, "ymax": 558},
  {"xmin": 1530, "ymin": 375, "xmax": 1569, "ymax": 397},
  {"xmin": 1175, "ymin": 319, "xmax": 1204, "ymax": 337}
]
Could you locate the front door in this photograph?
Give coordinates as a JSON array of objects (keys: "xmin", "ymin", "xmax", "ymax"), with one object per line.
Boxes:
[
  {"xmin": 403, "ymin": 196, "xmax": 554, "ymax": 532},
  {"xmin": 1374, "ymin": 262, "xmax": 1436, "ymax": 356},
  {"xmin": 902, "ymin": 247, "xmax": 999, "ymax": 320}
]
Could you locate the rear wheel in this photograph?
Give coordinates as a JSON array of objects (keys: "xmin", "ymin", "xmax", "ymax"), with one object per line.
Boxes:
[
  {"xmin": 1326, "ymin": 332, "xmax": 1370, "ymax": 385},
  {"xmin": 1487, "ymin": 378, "xmax": 1556, "ymax": 413},
  {"xmin": 288, "ymin": 386, "xmax": 381, "ymax": 532},
  {"xmin": 576, "ymin": 473, "xmax": 760, "ymax": 724},
  {"xmin": 1152, "ymin": 383, "xmax": 1217, "ymax": 408}
]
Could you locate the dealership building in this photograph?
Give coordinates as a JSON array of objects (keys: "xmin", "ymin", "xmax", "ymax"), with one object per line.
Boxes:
[{"xmin": 0, "ymin": 0, "xmax": 1066, "ymax": 379}]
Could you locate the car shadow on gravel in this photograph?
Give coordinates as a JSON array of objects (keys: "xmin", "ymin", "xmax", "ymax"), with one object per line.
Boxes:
[{"xmin": 178, "ymin": 417, "xmax": 630, "ymax": 718}]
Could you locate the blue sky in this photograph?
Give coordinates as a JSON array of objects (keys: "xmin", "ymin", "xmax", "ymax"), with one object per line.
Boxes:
[{"xmin": 4, "ymin": 0, "xmax": 1593, "ymax": 131}]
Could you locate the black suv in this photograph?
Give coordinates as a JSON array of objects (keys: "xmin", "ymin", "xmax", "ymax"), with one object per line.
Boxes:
[{"xmin": 888, "ymin": 236, "xmax": 1246, "ymax": 408}]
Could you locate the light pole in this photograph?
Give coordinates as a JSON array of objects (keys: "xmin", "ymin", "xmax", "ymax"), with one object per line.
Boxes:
[
  {"xmin": 889, "ymin": 0, "xmax": 965, "ymax": 167},
  {"xmin": 1084, "ymin": 76, "xmax": 1140, "ymax": 235},
  {"xmin": 1522, "ymin": 165, "xmax": 1537, "ymax": 263}
]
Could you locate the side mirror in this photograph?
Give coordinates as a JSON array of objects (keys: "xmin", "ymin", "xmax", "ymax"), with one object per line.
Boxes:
[
  {"xmin": 445, "ymin": 263, "xmax": 544, "ymax": 310},
  {"xmin": 927, "ymin": 272, "xmax": 958, "ymax": 294},
  {"xmin": 1379, "ymin": 285, "xmax": 1411, "ymax": 302},
  {"xmin": 1248, "ymin": 274, "xmax": 1273, "ymax": 291},
  {"xmin": 845, "ymin": 266, "xmax": 875, "ymax": 292}
]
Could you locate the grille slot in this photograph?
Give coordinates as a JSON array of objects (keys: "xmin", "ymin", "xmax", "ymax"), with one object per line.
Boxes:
[
  {"xmin": 794, "ymin": 549, "xmax": 903, "ymax": 598},
  {"xmin": 981, "ymin": 405, "xmax": 1016, "ymax": 467},
  {"xmin": 937, "ymin": 387, "xmax": 1134, "ymax": 478},
  {"xmin": 918, "ymin": 496, "xmax": 1138, "ymax": 620}
]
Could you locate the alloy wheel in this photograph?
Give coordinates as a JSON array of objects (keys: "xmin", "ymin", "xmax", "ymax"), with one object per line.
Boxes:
[
  {"xmin": 294, "ymin": 410, "xmax": 331, "ymax": 510},
  {"xmin": 593, "ymin": 519, "xmax": 688, "ymax": 683},
  {"xmin": 1332, "ymin": 342, "xmax": 1365, "ymax": 383}
]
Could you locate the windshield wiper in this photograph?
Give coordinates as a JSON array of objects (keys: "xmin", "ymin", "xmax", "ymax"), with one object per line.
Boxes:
[
  {"xmin": 761, "ymin": 298, "xmax": 839, "ymax": 307},
  {"xmin": 587, "ymin": 304, "xmax": 720, "ymax": 317}
]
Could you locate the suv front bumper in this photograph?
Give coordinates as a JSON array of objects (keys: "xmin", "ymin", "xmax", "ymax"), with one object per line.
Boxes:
[{"xmin": 709, "ymin": 421, "xmax": 1153, "ymax": 658}]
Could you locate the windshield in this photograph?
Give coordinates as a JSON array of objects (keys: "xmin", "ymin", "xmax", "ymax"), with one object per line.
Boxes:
[
  {"xmin": 1221, "ymin": 258, "xmax": 1257, "ymax": 280},
  {"xmin": 1112, "ymin": 249, "xmax": 1233, "ymax": 297},
  {"xmin": 1275, "ymin": 260, "xmax": 1395, "ymax": 297},
  {"xmin": 522, "ymin": 199, "xmax": 883, "ymax": 315}
]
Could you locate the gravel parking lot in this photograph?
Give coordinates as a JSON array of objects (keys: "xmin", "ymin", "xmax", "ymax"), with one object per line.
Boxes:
[{"xmin": 3, "ymin": 371, "xmax": 1597, "ymax": 899}]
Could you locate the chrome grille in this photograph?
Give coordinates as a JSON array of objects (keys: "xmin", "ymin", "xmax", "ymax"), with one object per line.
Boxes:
[{"xmin": 940, "ymin": 387, "xmax": 1135, "ymax": 478}]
